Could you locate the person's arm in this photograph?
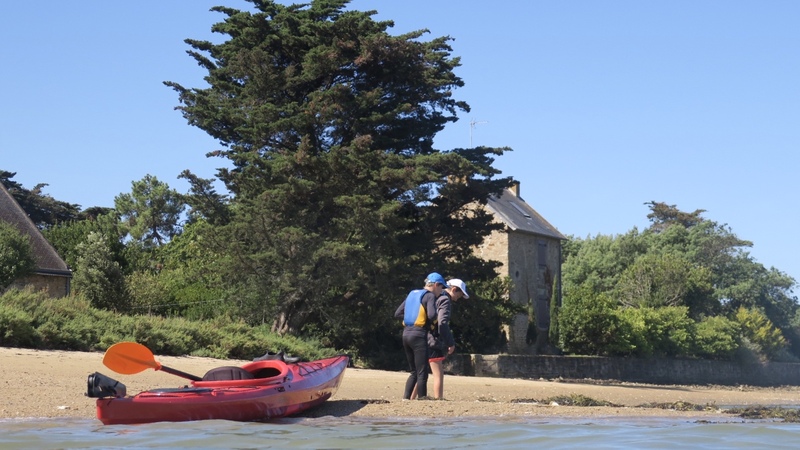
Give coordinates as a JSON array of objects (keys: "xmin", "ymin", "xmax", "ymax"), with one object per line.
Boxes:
[
  {"xmin": 394, "ymin": 301, "xmax": 406, "ymax": 320},
  {"xmin": 436, "ymin": 295, "xmax": 456, "ymax": 351}
]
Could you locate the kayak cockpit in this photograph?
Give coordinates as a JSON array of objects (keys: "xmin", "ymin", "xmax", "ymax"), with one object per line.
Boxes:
[{"xmin": 191, "ymin": 359, "xmax": 290, "ymax": 388}]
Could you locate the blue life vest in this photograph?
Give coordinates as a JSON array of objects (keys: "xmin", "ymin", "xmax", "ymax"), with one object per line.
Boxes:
[{"xmin": 403, "ymin": 289, "xmax": 429, "ymax": 327}]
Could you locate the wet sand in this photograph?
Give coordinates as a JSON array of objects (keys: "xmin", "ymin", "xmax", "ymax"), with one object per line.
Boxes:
[{"xmin": 3, "ymin": 347, "xmax": 799, "ymax": 421}]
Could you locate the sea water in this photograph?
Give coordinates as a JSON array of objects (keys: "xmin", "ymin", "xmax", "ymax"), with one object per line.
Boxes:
[{"xmin": 1, "ymin": 416, "xmax": 799, "ymax": 449}]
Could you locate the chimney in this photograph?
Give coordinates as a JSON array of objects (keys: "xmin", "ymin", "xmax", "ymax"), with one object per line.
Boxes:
[{"xmin": 509, "ymin": 181, "xmax": 520, "ymax": 197}]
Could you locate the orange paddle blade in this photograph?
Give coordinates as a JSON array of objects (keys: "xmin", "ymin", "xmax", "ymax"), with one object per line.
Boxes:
[{"xmin": 103, "ymin": 342, "xmax": 163, "ymax": 375}]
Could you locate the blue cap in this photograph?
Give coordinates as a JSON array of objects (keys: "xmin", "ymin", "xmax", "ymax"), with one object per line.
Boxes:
[{"xmin": 425, "ymin": 272, "xmax": 450, "ymax": 287}]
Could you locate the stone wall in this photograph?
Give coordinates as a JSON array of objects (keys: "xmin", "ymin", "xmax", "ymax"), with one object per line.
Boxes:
[
  {"xmin": 445, "ymin": 354, "xmax": 800, "ymax": 387},
  {"xmin": 7, "ymin": 274, "xmax": 70, "ymax": 298},
  {"xmin": 475, "ymin": 217, "xmax": 509, "ymax": 270}
]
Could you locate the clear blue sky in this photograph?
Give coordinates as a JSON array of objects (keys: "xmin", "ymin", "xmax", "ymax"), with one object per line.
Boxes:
[{"xmin": 2, "ymin": 1, "xmax": 798, "ymax": 291}]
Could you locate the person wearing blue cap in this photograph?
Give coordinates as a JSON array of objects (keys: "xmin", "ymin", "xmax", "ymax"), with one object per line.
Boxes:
[{"xmin": 394, "ymin": 272, "xmax": 449, "ymax": 399}]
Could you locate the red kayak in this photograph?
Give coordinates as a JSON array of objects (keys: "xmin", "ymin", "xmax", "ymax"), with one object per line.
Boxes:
[{"xmin": 91, "ymin": 355, "xmax": 348, "ymax": 425}]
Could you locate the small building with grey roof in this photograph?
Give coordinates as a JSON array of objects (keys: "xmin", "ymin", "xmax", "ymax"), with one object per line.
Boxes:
[{"xmin": 477, "ymin": 181, "xmax": 566, "ymax": 354}]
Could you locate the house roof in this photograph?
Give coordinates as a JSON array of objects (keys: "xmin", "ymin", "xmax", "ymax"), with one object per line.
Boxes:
[
  {"xmin": 486, "ymin": 188, "xmax": 567, "ymax": 241},
  {"xmin": 0, "ymin": 183, "xmax": 71, "ymax": 276}
]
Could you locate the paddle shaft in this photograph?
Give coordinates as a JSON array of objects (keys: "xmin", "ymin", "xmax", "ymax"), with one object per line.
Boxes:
[{"xmin": 158, "ymin": 365, "xmax": 202, "ymax": 382}]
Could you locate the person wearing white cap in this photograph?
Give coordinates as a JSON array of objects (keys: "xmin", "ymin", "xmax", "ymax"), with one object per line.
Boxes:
[
  {"xmin": 393, "ymin": 272, "xmax": 449, "ymax": 400},
  {"xmin": 411, "ymin": 277, "xmax": 470, "ymax": 400}
]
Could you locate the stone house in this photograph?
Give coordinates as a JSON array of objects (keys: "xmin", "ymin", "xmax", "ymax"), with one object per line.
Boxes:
[
  {"xmin": 0, "ymin": 183, "xmax": 71, "ymax": 297},
  {"xmin": 476, "ymin": 182, "xmax": 566, "ymax": 354}
]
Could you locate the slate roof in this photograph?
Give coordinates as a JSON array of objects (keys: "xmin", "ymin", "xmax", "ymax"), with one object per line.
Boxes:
[
  {"xmin": 486, "ymin": 188, "xmax": 567, "ymax": 241},
  {"xmin": 0, "ymin": 183, "xmax": 71, "ymax": 276}
]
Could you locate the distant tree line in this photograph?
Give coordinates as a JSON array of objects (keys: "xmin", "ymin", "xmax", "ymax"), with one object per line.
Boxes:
[{"xmin": 554, "ymin": 201, "xmax": 799, "ymax": 362}]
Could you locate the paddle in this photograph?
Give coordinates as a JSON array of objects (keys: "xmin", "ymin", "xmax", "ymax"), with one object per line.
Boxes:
[{"xmin": 103, "ymin": 342, "xmax": 202, "ymax": 381}]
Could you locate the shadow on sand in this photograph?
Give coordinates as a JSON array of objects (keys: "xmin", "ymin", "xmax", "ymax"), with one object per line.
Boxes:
[{"xmin": 301, "ymin": 399, "xmax": 389, "ymax": 418}]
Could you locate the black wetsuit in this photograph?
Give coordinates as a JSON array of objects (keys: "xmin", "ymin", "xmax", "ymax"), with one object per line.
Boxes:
[{"xmin": 394, "ymin": 289, "xmax": 438, "ymax": 399}]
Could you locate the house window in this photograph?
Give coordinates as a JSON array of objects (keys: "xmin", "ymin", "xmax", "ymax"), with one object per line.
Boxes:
[
  {"xmin": 537, "ymin": 240, "xmax": 547, "ymax": 266},
  {"xmin": 536, "ymin": 240, "xmax": 551, "ymax": 329}
]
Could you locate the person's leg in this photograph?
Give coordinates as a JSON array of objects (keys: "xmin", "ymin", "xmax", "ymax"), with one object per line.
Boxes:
[
  {"xmin": 402, "ymin": 334, "xmax": 418, "ymax": 399},
  {"xmin": 410, "ymin": 336, "xmax": 429, "ymax": 398},
  {"xmin": 430, "ymin": 360, "xmax": 443, "ymax": 399},
  {"xmin": 410, "ymin": 359, "xmax": 434, "ymax": 399}
]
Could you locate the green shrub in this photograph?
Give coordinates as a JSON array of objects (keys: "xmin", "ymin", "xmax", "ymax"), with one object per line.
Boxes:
[
  {"xmin": 0, "ymin": 287, "xmax": 46, "ymax": 313},
  {"xmin": 735, "ymin": 307, "xmax": 787, "ymax": 359},
  {"xmin": 33, "ymin": 297, "xmax": 107, "ymax": 351},
  {"xmin": 0, "ymin": 306, "xmax": 38, "ymax": 347},
  {"xmin": 615, "ymin": 306, "xmax": 695, "ymax": 357},
  {"xmin": 0, "ymin": 286, "xmax": 339, "ymax": 361},
  {"xmin": 125, "ymin": 315, "xmax": 204, "ymax": 356},
  {"xmin": 612, "ymin": 307, "xmax": 651, "ymax": 356},
  {"xmin": 694, "ymin": 315, "xmax": 741, "ymax": 359},
  {"xmin": 558, "ymin": 287, "xmax": 628, "ymax": 356}
]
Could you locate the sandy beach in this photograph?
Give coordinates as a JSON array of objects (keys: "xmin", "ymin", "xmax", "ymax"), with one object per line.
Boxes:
[{"xmin": 3, "ymin": 346, "xmax": 800, "ymax": 422}]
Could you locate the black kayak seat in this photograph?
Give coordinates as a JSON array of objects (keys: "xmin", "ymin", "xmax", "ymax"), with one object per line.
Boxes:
[{"xmin": 201, "ymin": 366, "xmax": 255, "ymax": 381}]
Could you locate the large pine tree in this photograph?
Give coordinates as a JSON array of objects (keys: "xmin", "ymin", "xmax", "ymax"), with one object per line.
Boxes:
[{"xmin": 166, "ymin": 0, "xmax": 511, "ymax": 350}]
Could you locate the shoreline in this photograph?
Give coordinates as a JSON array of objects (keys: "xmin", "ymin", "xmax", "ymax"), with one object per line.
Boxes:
[{"xmin": 3, "ymin": 347, "xmax": 800, "ymax": 421}]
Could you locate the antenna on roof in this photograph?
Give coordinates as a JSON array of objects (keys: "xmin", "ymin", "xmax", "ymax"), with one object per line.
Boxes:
[{"xmin": 469, "ymin": 118, "xmax": 488, "ymax": 147}]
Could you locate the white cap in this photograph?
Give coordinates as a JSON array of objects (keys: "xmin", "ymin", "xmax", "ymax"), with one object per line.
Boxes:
[{"xmin": 447, "ymin": 278, "xmax": 469, "ymax": 299}]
